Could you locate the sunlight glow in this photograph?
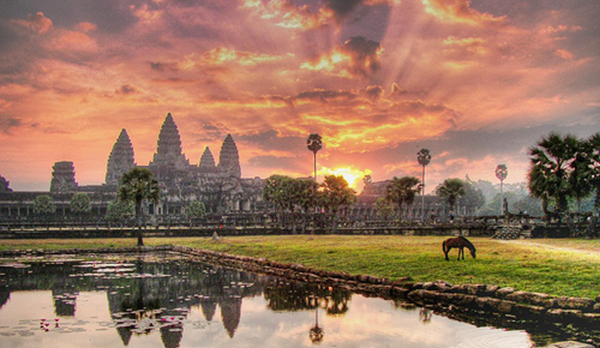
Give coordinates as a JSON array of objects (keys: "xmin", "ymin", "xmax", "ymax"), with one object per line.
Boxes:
[{"xmin": 321, "ymin": 167, "xmax": 372, "ymax": 189}]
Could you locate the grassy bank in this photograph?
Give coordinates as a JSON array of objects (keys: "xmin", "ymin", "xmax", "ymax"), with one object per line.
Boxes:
[{"xmin": 1, "ymin": 236, "xmax": 599, "ymax": 299}]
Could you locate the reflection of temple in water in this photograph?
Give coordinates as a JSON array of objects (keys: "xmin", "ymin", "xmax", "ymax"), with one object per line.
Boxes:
[
  {"xmin": 0, "ymin": 255, "xmax": 357, "ymax": 347},
  {"xmin": 0, "ymin": 256, "xmax": 265, "ymax": 347}
]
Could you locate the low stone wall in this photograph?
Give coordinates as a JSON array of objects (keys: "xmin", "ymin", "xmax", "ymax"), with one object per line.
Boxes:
[
  {"xmin": 2, "ymin": 245, "xmax": 599, "ymax": 341},
  {"xmin": 0, "ymin": 223, "xmax": 494, "ymax": 239}
]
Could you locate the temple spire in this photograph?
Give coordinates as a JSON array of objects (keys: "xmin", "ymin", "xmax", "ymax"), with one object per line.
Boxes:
[
  {"xmin": 199, "ymin": 146, "xmax": 217, "ymax": 173},
  {"xmin": 105, "ymin": 129, "xmax": 135, "ymax": 186},
  {"xmin": 217, "ymin": 134, "xmax": 241, "ymax": 178},
  {"xmin": 151, "ymin": 113, "xmax": 189, "ymax": 169}
]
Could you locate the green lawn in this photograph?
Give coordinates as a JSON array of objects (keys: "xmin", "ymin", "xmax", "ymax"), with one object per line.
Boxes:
[{"xmin": 1, "ymin": 236, "xmax": 599, "ymax": 299}]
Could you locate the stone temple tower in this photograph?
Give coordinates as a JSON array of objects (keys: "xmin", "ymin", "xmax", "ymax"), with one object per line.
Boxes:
[
  {"xmin": 151, "ymin": 113, "xmax": 189, "ymax": 170},
  {"xmin": 198, "ymin": 146, "xmax": 217, "ymax": 173},
  {"xmin": 50, "ymin": 161, "xmax": 78, "ymax": 193},
  {"xmin": 217, "ymin": 134, "xmax": 241, "ymax": 178},
  {"xmin": 105, "ymin": 129, "xmax": 136, "ymax": 186}
]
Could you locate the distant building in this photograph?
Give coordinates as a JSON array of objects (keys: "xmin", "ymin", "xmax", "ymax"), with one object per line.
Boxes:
[
  {"xmin": 0, "ymin": 113, "xmax": 264, "ymax": 221},
  {"xmin": 50, "ymin": 161, "xmax": 78, "ymax": 193}
]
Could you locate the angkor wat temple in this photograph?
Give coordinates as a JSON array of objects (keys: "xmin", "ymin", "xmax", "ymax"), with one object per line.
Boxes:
[
  {"xmin": 0, "ymin": 113, "xmax": 264, "ymax": 220},
  {"xmin": 106, "ymin": 113, "xmax": 264, "ymax": 215}
]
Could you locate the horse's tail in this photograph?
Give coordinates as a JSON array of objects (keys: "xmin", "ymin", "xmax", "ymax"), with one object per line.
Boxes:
[{"xmin": 442, "ymin": 240, "xmax": 447, "ymax": 253}]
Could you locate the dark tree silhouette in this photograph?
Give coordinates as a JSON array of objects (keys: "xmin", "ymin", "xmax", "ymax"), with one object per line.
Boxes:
[
  {"xmin": 527, "ymin": 132, "xmax": 578, "ymax": 219},
  {"xmin": 118, "ymin": 168, "xmax": 160, "ymax": 246},
  {"xmin": 307, "ymin": 133, "xmax": 323, "ymax": 181},
  {"xmin": 417, "ymin": 148, "xmax": 431, "ymax": 221},
  {"xmin": 385, "ymin": 176, "xmax": 421, "ymax": 219},
  {"xmin": 436, "ymin": 178, "xmax": 466, "ymax": 214}
]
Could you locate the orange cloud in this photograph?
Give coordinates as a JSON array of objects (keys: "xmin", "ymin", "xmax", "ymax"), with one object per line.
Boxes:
[
  {"xmin": 130, "ymin": 4, "xmax": 163, "ymax": 22},
  {"xmin": 242, "ymin": 0, "xmax": 335, "ymax": 30},
  {"xmin": 422, "ymin": 0, "xmax": 505, "ymax": 26},
  {"xmin": 199, "ymin": 47, "xmax": 284, "ymax": 67},
  {"xmin": 301, "ymin": 37, "xmax": 383, "ymax": 78},
  {"xmin": 285, "ymin": 89, "xmax": 457, "ymax": 153},
  {"xmin": 541, "ymin": 25, "xmax": 582, "ymax": 35}
]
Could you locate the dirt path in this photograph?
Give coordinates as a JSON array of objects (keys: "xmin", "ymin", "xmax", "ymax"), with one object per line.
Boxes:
[{"xmin": 495, "ymin": 239, "xmax": 600, "ymax": 260}]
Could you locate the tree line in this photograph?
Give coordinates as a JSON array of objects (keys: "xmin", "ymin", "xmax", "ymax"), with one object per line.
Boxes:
[{"xmin": 262, "ymin": 174, "xmax": 356, "ymax": 234}]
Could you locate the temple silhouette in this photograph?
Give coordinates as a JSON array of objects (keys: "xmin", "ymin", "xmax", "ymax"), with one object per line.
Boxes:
[
  {"xmin": 0, "ymin": 113, "xmax": 264, "ymax": 219},
  {"xmin": 104, "ymin": 113, "xmax": 263, "ymax": 215},
  {"xmin": 0, "ymin": 113, "xmax": 472, "ymax": 222}
]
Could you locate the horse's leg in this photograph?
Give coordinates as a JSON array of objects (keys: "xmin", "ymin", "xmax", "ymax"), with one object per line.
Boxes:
[
  {"xmin": 443, "ymin": 242, "xmax": 449, "ymax": 261},
  {"xmin": 457, "ymin": 247, "xmax": 463, "ymax": 260}
]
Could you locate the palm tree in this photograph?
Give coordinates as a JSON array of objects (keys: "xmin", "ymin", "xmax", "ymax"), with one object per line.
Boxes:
[
  {"xmin": 436, "ymin": 178, "xmax": 466, "ymax": 216},
  {"xmin": 385, "ymin": 176, "xmax": 421, "ymax": 219},
  {"xmin": 118, "ymin": 168, "xmax": 160, "ymax": 246},
  {"xmin": 307, "ymin": 133, "xmax": 322, "ymax": 181},
  {"xmin": 495, "ymin": 164, "xmax": 508, "ymax": 214},
  {"xmin": 417, "ymin": 149, "xmax": 431, "ymax": 221},
  {"xmin": 527, "ymin": 132, "xmax": 579, "ymax": 219}
]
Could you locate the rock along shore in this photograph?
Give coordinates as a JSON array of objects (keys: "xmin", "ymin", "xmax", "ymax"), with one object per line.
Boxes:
[{"xmin": 1, "ymin": 245, "xmax": 599, "ymax": 346}]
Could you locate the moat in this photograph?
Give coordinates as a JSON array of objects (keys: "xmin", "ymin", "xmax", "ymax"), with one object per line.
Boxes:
[{"xmin": 0, "ymin": 252, "xmax": 586, "ymax": 348}]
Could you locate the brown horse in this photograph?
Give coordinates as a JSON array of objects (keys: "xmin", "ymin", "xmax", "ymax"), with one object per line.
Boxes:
[{"xmin": 442, "ymin": 236, "xmax": 476, "ymax": 261}]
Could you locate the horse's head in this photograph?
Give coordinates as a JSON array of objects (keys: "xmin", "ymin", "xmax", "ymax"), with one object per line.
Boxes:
[{"xmin": 470, "ymin": 247, "xmax": 477, "ymax": 259}]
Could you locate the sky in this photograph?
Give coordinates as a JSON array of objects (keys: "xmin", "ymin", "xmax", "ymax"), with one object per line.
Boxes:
[{"xmin": 0, "ymin": 0, "xmax": 598, "ymax": 192}]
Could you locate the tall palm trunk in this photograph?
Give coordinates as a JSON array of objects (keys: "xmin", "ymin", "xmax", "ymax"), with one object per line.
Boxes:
[
  {"xmin": 313, "ymin": 152, "xmax": 317, "ymax": 182},
  {"xmin": 135, "ymin": 200, "xmax": 144, "ymax": 246}
]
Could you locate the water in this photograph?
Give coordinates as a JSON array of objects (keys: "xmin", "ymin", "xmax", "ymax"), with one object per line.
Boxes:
[{"xmin": 0, "ymin": 253, "xmax": 544, "ymax": 348}]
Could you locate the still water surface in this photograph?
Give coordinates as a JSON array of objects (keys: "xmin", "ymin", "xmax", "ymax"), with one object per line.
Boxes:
[{"xmin": 0, "ymin": 253, "xmax": 535, "ymax": 348}]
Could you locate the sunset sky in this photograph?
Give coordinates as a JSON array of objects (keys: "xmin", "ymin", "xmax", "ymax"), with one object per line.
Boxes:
[{"xmin": 1, "ymin": 0, "xmax": 598, "ymax": 192}]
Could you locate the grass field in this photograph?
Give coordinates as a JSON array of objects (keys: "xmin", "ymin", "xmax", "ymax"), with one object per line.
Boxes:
[{"xmin": 1, "ymin": 236, "xmax": 599, "ymax": 299}]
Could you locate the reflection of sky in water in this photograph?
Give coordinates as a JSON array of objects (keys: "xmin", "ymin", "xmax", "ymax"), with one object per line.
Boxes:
[{"xmin": 0, "ymin": 290, "xmax": 532, "ymax": 348}]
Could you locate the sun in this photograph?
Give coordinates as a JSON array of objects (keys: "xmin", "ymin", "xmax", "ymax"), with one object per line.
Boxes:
[{"xmin": 320, "ymin": 167, "xmax": 372, "ymax": 189}]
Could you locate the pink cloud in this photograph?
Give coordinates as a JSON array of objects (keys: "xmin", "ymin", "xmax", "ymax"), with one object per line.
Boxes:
[
  {"xmin": 14, "ymin": 11, "xmax": 53, "ymax": 34},
  {"xmin": 52, "ymin": 31, "xmax": 98, "ymax": 52},
  {"xmin": 76, "ymin": 22, "xmax": 97, "ymax": 33},
  {"xmin": 554, "ymin": 49, "xmax": 574, "ymax": 60}
]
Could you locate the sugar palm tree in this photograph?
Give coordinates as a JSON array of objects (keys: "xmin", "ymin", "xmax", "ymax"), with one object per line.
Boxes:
[
  {"xmin": 417, "ymin": 149, "xmax": 431, "ymax": 221},
  {"xmin": 436, "ymin": 178, "xmax": 466, "ymax": 215},
  {"xmin": 527, "ymin": 132, "xmax": 579, "ymax": 219},
  {"xmin": 495, "ymin": 164, "xmax": 508, "ymax": 214},
  {"xmin": 385, "ymin": 176, "xmax": 421, "ymax": 219},
  {"xmin": 118, "ymin": 168, "xmax": 160, "ymax": 246},
  {"xmin": 307, "ymin": 133, "xmax": 322, "ymax": 181}
]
